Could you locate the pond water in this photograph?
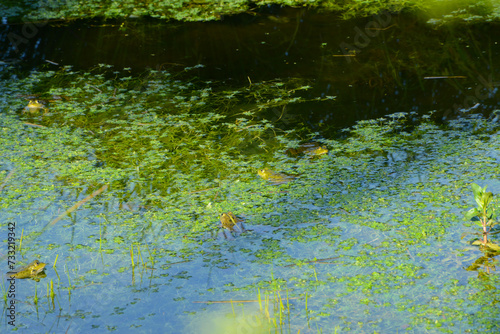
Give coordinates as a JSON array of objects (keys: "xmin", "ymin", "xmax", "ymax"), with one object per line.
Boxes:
[
  {"xmin": 0, "ymin": 6, "xmax": 499, "ymax": 334},
  {"xmin": 3, "ymin": 7, "xmax": 500, "ymax": 134}
]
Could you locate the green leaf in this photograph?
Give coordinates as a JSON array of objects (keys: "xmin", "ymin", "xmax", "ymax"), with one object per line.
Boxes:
[
  {"xmin": 474, "ymin": 193, "xmax": 484, "ymax": 209},
  {"xmin": 464, "ymin": 207, "xmax": 480, "ymax": 220},
  {"xmin": 471, "ymin": 183, "xmax": 483, "ymax": 198},
  {"xmin": 461, "ymin": 231, "xmax": 480, "ymax": 240},
  {"xmin": 484, "ymin": 242, "xmax": 500, "ymax": 252},
  {"xmin": 482, "ymin": 191, "xmax": 493, "ymax": 208}
]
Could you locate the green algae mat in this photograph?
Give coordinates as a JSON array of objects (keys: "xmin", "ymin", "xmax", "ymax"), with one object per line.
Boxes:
[{"xmin": 0, "ymin": 68, "xmax": 499, "ymax": 333}]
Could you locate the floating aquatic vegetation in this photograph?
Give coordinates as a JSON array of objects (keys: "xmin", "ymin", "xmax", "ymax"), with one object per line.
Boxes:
[{"xmin": 1, "ymin": 65, "xmax": 500, "ymax": 332}]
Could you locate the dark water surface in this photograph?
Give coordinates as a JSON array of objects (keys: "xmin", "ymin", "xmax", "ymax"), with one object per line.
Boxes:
[{"xmin": 2, "ymin": 7, "xmax": 500, "ymax": 132}]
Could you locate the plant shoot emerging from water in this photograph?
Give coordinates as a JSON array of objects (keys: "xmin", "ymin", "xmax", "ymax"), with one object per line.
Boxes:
[{"xmin": 464, "ymin": 183, "xmax": 498, "ymax": 248}]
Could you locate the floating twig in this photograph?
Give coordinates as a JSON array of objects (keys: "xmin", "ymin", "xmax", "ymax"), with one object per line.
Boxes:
[
  {"xmin": 406, "ymin": 248, "xmax": 415, "ymax": 261},
  {"xmin": 284, "ymin": 256, "xmax": 340, "ymax": 267},
  {"xmin": 90, "ymin": 85, "xmax": 103, "ymax": 93},
  {"xmin": 0, "ymin": 169, "xmax": 16, "ymax": 193},
  {"xmin": 45, "ymin": 184, "xmax": 109, "ymax": 229},
  {"xmin": 423, "ymin": 76, "xmax": 466, "ymax": 79},
  {"xmin": 165, "ymin": 260, "xmax": 191, "ymax": 266},
  {"xmin": 23, "ymin": 122, "xmax": 46, "ymax": 128},
  {"xmin": 193, "ymin": 297, "xmax": 301, "ymax": 304},
  {"xmin": 366, "ymin": 24, "xmax": 395, "ymax": 31}
]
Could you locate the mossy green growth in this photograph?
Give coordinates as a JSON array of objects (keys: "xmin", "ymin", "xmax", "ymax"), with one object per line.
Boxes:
[{"xmin": 3, "ymin": 0, "xmax": 500, "ymax": 23}]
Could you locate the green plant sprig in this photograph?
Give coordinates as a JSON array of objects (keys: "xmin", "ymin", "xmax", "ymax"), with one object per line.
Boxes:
[{"xmin": 464, "ymin": 183, "xmax": 498, "ymax": 249}]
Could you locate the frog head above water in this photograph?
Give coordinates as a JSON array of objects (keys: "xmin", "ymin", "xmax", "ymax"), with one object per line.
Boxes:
[
  {"xmin": 257, "ymin": 168, "xmax": 296, "ymax": 184},
  {"xmin": 220, "ymin": 212, "xmax": 246, "ymax": 236},
  {"xmin": 7, "ymin": 260, "xmax": 47, "ymax": 281},
  {"xmin": 23, "ymin": 100, "xmax": 47, "ymax": 114},
  {"xmin": 286, "ymin": 142, "xmax": 328, "ymax": 158}
]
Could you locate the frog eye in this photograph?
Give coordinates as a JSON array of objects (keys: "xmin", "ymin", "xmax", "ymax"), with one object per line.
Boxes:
[{"xmin": 33, "ymin": 260, "xmax": 39, "ymax": 265}]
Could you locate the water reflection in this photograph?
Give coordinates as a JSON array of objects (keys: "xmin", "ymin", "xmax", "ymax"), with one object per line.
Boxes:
[{"xmin": 1, "ymin": 8, "xmax": 500, "ymax": 133}]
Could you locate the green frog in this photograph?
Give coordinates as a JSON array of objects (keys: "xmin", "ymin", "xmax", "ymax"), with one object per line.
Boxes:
[
  {"xmin": 7, "ymin": 260, "xmax": 47, "ymax": 281},
  {"xmin": 23, "ymin": 100, "xmax": 47, "ymax": 114},
  {"xmin": 305, "ymin": 145, "xmax": 328, "ymax": 156},
  {"xmin": 286, "ymin": 142, "xmax": 328, "ymax": 158},
  {"xmin": 258, "ymin": 168, "xmax": 296, "ymax": 184},
  {"xmin": 221, "ymin": 212, "xmax": 246, "ymax": 232},
  {"xmin": 220, "ymin": 212, "xmax": 246, "ymax": 239}
]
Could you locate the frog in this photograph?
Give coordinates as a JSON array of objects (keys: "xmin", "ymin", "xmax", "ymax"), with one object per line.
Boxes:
[
  {"xmin": 220, "ymin": 212, "xmax": 246, "ymax": 232},
  {"xmin": 219, "ymin": 212, "xmax": 246, "ymax": 239},
  {"xmin": 258, "ymin": 168, "xmax": 296, "ymax": 184},
  {"xmin": 286, "ymin": 142, "xmax": 328, "ymax": 158},
  {"xmin": 6, "ymin": 260, "xmax": 47, "ymax": 281},
  {"xmin": 305, "ymin": 145, "xmax": 328, "ymax": 157},
  {"xmin": 23, "ymin": 100, "xmax": 47, "ymax": 114}
]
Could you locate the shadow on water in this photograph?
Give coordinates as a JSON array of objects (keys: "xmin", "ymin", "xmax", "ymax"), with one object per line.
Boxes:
[{"xmin": 1, "ymin": 7, "xmax": 500, "ymax": 134}]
